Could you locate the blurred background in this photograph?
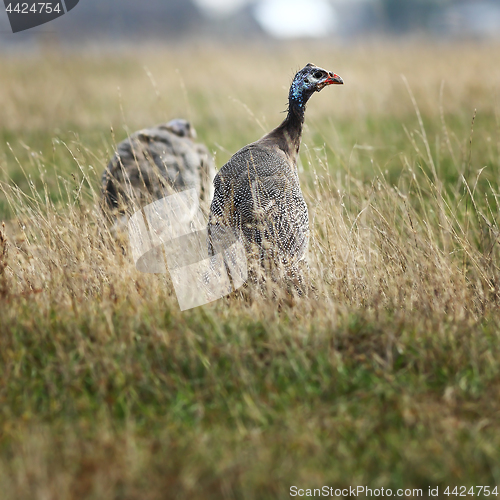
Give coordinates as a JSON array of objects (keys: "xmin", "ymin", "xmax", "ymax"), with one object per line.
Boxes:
[
  {"xmin": 1, "ymin": 0, "xmax": 499, "ymax": 214},
  {"xmin": 1, "ymin": 0, "xmax": 500, "ymax": 48}
]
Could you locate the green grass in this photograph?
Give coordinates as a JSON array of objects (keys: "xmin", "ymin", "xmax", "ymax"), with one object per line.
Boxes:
[{"xmin": 0, "ymin": 41, "xmax": 500, "ymax": 498}]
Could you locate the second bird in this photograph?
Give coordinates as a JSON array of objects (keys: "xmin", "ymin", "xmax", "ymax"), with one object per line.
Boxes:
[{"xmin": 208, "ymin": 63, "xmax": 343, "ymax": 284}]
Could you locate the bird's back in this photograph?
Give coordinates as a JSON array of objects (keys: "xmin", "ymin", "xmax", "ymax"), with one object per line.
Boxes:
[
  {"xmin": 208, "ymin": 143, "xmax": 309, "ymax": 268},
  {"xmin": 102, "ymin": 122, "xmax": 214, "ymax": 218}
]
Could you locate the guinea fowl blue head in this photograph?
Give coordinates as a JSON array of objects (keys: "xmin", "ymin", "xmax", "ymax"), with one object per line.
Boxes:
[
  {"xmin": 288, "ymin": 63, "xmax": 343, "ymax": 112},
  {"xmin": 267, "ymin": 62, "xmax": 343, "ymax": 160}
]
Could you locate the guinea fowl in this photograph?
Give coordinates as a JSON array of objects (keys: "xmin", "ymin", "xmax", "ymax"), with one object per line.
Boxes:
[
  {"xmin": 207, "ymin": 63, "xmax": 343, "ymax": 285},
  {"xmin": 101, "ymin": 119, "xmax": 215, "ymax": 228}
]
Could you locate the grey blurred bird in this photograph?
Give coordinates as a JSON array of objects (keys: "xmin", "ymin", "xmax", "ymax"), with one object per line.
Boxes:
[{"xmin": 101, "ymin": 119, "xmax": 215, "ymax": 228}]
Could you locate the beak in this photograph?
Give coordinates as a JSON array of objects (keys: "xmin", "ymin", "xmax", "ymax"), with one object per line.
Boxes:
[{"xmin": 325, "ymin": 72, "xmax": 343, "ymax": 85}]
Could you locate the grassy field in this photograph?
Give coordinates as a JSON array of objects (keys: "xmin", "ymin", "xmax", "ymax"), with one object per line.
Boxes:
[{"xmin": 1, "ymin": 40, "xmax": 500, "ymax": 499}]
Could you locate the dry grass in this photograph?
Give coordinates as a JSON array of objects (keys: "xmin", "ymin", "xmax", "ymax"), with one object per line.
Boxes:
[{"xmin": 0, "ymin": 40, "xmax": 500, "ymax": 499}]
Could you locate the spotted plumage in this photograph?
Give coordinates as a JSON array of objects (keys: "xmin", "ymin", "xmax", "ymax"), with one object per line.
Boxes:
[{"xmin": 208, "ymin": 63, "xmax": 343, "ymax": 282}]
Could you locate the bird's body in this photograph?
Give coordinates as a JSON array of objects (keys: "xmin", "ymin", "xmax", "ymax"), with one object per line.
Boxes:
[
  {"xmin": 101, "ymin": 119, "xmax": 215, "ymax": 223},
  {"xmin": 209, "ymin": 143, "xmax": 309, "ymax": 269},
  {"xmin": 208, "ymin": 64, "xmax": 343, "ymax": 283}
]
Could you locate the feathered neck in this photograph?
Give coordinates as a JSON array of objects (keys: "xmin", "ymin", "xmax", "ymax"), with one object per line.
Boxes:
[{"xmin": 271, "ymin": 84, "xmax": 314, "ymax": 163}]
